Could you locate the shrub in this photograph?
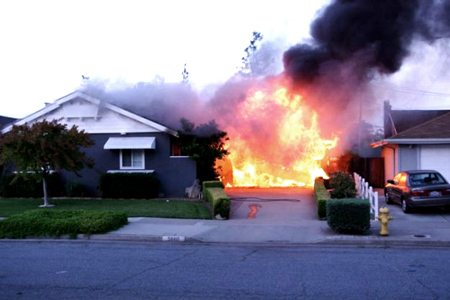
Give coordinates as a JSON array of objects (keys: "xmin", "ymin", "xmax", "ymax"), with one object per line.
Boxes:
[
  {"xmin": 0, "ymin": 210, "xmax": 128, "ymax": 239},
  {"xmin": 202, "ymin": 181, "xmax": 230, "ymax": 219},
  {"xmin": 329, "ymin": 171, "xmax": 356, "ymax": 199},
  {"xmin": 65, "ymin": 180, "xmax": 90, "ymax": 197},
  {"xmin": 0, "ymin": 173, "xmax": 64, "ymax": 198},
  {"xmin": 99, "ymin": 173, "xmax": 159, "ymax": 199},
  {"xmin": 326, "ymin": 198, "xmax": 371, "ymax": 234},
  {"xmin": 314, "ymin": 177, "xmax": 331, "ymax": 219},
  {"xmin": 202, "ymin": 180, "xmax": 224, "ymax": 189}
]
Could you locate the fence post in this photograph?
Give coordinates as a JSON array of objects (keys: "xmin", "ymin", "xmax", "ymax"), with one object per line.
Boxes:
[
  {"xmin": 353, "ymin": 173, "xmax": 379, "ymax": 219},
  {"xmin": 374, "ymin": 191, "xmax": 379, "ymax": 218}
]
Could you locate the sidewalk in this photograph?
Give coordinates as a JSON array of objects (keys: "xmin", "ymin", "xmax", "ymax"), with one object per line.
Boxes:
[{"xmin": 90, "ymin": 188, "xmax": 450, "ymax": 247}]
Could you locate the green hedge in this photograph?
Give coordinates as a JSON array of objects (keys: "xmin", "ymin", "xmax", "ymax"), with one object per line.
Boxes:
[
  {"xmin": 314, "ymin": 177, "xmax": 331, "ymax": 219},
  {"xmin": 99, "ymin": 173, "xmax": 159, "ymax": 199},
  {"xmin": 326, "ymin": 198, "xmax": 371, "ymax": 234},
  {"xmin": 202, "ymin": 181, "xmax": 229, "ymax": 219},
  {"xmin": 202, "ymin": 181, "xmax": 224, "ymax": 189},
  {"xmin": 0, "ymin": 210, "xmax": 128, "ymax": 239},
  {"xmin": 0, "ymin": 173, "xmax": 64, "ymax": 198}
]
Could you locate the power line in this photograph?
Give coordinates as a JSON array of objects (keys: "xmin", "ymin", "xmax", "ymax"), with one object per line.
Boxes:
[{"xmin": 372, "ymin": 81, "xmax": 450, "ymax": 98}]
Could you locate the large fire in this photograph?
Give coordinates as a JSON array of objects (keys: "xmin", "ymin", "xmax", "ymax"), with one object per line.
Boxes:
[{"xmin": 217, "ymin": 83, "xmax": 338, "ymax": 188}]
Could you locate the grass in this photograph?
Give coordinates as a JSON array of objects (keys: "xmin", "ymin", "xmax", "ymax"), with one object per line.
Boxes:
[
  {"xmin": 0, "ymin": 198, "xmax": 212, "ymax": 219},
  {"xmin": 0, "ymin": 210, "xmax": 128, "ymax": 239}
]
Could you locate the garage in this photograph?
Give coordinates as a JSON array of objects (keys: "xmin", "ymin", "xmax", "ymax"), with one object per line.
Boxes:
[{"xmin": 420, "ymin": 145, "xmax": 450, "ymax": 182}]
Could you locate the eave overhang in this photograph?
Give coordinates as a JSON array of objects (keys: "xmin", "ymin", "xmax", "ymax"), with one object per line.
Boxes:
[{"xmin": 371, "ymin": 138, "xmax": 450, "ymax": 148}]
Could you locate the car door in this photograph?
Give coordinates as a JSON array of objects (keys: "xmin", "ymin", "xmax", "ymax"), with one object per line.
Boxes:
[{"xmin": 390, "ymin": 173, "xmax": 405, "ymax": 203}]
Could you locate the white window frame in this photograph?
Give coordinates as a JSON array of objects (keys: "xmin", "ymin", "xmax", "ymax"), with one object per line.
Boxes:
[{"xmin": 120, "ymin": 149, "xmax": 145, "ymax": 169}]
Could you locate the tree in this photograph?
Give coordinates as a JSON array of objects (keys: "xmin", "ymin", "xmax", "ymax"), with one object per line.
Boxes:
[
  {"xmin": 0, "ymin": 119, "xmax": 94, "ymax": 207},
  {"xmin": 181, "ymin": 63, "xmax": 189, "ymax": 85},
  {"xmin": 239, "ymin": 31, "xmax": 264, "ymax": 77},
  {"xmin": 178, "ymin": 118, "xmax": 229, "ymax": 183}
]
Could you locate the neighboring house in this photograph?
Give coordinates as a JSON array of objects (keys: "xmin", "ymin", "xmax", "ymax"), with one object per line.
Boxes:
[
  {"xmin": 1, "ymin": 92, "xmax": 196, "ymax": 197},
  {"xmin": 371, "ymin": 101, "xmax": 450, "ymax": 182}
]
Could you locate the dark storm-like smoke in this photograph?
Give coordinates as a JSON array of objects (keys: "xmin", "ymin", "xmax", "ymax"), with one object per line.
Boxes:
[{"xmin": 283, "ymin": 0, "xmax": 450, "ymax": 84}]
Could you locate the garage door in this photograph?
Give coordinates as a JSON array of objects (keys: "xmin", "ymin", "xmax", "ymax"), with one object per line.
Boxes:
[{"xmin": 420, "ymin": 145, "xmax": 450, "ymax": 181}]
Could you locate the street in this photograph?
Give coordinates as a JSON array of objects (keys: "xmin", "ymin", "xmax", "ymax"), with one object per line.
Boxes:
[{"xmin": 1, "ymin": 241, "xmax": 450, "ymax": 299}]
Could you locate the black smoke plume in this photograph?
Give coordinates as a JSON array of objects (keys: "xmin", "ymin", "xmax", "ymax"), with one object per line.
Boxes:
[{"xmin": 283, "ymin": 0, "xmax": 450, "ymax": 85}]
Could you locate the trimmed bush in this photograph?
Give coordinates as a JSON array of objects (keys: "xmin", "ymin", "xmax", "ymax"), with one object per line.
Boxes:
[
  {"xmin": 329, "ymin": 171, "xmax": 356, "ymax": 199},
  {"xmin": 0, "ymin": 173, "xmax": 64, "ymax": 198},
  {"xmin": 99, "ymin": 173, "xmax": 159, "ymax": 199},
  {"xmin": 0, "ymin": 210, "xmax": 128, "ymax": 239},
  {"xmin": 202, "ymin": 181, "xmax": 224, "ymax": 189},
  {"xmin": 314, "ymin": 177, "xmax": 331, "ymax": 219},
  {"xmin": 202, "ymin": 181, "xmax": 229, "ymax": 219},
  {"xmin": 326, "ymin": 198, "xmax": 371, "ymax": 234},
  {"xmin": 65, "ymin": 180, "xmax": 90, "ymax": 197}
]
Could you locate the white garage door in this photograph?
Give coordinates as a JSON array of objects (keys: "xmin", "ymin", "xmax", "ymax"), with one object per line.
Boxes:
[{"xmin": 420, "ymin": 145, "xmax": 450, "ymax": 181}]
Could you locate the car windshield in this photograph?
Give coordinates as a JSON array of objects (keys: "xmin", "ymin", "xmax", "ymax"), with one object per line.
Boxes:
[{"xmin": 408, "ymin": 173, "xmax": 447, "ymax": 186}]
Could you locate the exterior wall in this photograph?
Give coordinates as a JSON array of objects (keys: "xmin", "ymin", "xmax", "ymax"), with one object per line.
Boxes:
[
  {"xmin": 381, "ymin": 145, "xmax": 398, "ymax": 181},
  {"xmin": 398, "ymin": 145, "xmax": 418, "ymax": 172},
  {"xmin": 61, "ymin": 132, "xmax": 196, "ymax": 198}
]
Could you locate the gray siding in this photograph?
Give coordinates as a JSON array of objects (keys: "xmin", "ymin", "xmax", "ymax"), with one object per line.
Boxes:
[
  {"xmin": 398, "ymin": 145, "xmax": 418, "ymax": 171},
  {"xmin": 62, "ymin": 133, "xmax": 196, "ymax": 197}
]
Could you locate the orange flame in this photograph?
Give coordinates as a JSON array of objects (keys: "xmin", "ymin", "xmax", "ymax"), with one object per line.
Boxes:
[{"xmin": 217, "ymin": 84, "xmax": 338, "ymax": 188}]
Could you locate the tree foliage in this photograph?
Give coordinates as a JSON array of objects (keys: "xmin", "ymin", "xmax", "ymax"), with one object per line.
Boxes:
[
  {"xmin": 0, "ymin": 119, "xmax": 94, "ymax": 206},
  {"xmin": 239, "ymin": 31, "xmax": 264, "ymax": 77},
  {"xmin": 178, "ymin": 118, "xmax": 229, "ymax": 183},
  {"xmin": 181, "ymin": 63, "xmax": 189, "ymax": 85}
]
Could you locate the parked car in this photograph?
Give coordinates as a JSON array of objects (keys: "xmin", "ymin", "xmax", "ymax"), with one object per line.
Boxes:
[{"xmin": 384, "ymin": 170, "xmax": 450, "ymax": 213}]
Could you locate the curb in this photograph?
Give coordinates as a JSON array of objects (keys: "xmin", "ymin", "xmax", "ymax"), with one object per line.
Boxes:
[
  {"xmin": 2, "ymin": 234, "xmax": 450, "ymax": 248},
  {"xmin": 84, "ymin": 233, "xmax": 450, "ymax": 248}
]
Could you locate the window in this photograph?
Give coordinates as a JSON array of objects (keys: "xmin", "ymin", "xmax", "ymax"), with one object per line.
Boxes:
[
  {"xmin": 171, "ymin": 140, "xmax": 182, "ymax": 156},
  {"xmin": 170, "ymin": 138, "xmax": 189, "ymax": 157},
  {"xmin": 121, "ymin": 149, "xmax": 144, "ymax": 169}
]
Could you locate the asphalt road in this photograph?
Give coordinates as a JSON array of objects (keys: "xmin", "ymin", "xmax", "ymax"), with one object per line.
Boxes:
[{"xmin": 1, "ymin": 241, "xmax": 450, "ymax": 299}]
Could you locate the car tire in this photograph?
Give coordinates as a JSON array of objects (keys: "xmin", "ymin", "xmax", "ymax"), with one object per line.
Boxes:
[
  {"xmin": 385, "ymin": 191, "xmax": 393, "ymax": 205},
  {"xmin": 401, "ymin": 199, "xmax": 411, "ymax": 214}
]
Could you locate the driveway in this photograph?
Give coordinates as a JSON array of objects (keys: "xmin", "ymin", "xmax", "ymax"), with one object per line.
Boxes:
[{"xmin": 226, "ymin": 187, "xmax": 316, "ymax": 223}]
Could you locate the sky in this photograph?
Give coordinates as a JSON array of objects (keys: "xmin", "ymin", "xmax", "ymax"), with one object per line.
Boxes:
[
  {"xmin": 1, "ymin": 0, "xmax": 450, "ymax": 120},
  {"xmin": 0, "ymin": 0, "xmax": 328, "ymax": 118}
]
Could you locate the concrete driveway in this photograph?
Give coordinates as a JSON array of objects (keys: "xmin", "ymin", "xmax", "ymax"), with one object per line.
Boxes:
[{"xmin": 227, "ymin": 187, "xmax": 316, "ymax": 223}]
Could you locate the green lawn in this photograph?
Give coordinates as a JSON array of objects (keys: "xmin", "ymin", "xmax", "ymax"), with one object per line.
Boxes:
[{"xmin": 0, "ymin": 198, "xmax": 212, "ymax": 219}]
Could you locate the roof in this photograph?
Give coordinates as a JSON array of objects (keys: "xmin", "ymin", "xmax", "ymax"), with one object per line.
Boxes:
[
  {"xmin": 389, "ymin": 111, "xmax": 450, "ymax": 139},
  {"xmin": 372, "ymin": 102, "xmax": 450, "ymax": 148},
  {"xmin": 0, "ymin": 115, "xmax": 17, "ymax": 129},
  {"xmin": 2, "ymin": 91, "xmax": 179, "ymax": 136},
  {"xmin": 387, "ymin": 110, "xmax": 450, "ymax": 137}
]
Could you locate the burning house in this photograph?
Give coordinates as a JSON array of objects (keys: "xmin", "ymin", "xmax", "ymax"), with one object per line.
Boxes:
[
  {"xmin": 212, "ymin": 0, "xmax": 450, "ymax": 188},
  {"xmin": 4, "ymin": 0, "xmax": 450, "ymax": 194}
]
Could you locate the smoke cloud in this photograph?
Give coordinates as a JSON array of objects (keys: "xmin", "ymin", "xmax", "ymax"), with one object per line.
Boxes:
[
  {"xmin": 284, "ymin": 0, "xmax": 450, "ymax": 84},
  {"xmin": 80, "ymin": 1, "xmax": 450, "ymax": 154},
  {"xmin": 280, "ymin": 0, "xmax": 450, "ymax": 144}
]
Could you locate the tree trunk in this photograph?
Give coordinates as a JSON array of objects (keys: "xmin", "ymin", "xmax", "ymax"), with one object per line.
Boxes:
[{"xmin": 42, "ymin": 176, "xmax": 49, "ymax": 207}]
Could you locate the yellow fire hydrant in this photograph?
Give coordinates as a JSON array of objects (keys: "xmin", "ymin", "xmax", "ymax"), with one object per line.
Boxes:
[{"xmin": 377, "ymin": 206, "xmax": 393, "ymax": 236}]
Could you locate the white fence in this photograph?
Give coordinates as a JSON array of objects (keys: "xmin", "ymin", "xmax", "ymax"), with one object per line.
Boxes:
[{"xmin": 354, "ymin": 173, "xmax": 379, "ymax": 219}]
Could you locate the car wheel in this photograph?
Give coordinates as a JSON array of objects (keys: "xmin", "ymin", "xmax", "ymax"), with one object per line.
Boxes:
[
  {"xmin": 401, "ymin": 199, "xmax": 411, "ymax": 214},
  {"xmin": 385, "ymin": 191, "xmax": 393, "ymax": 204}
]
